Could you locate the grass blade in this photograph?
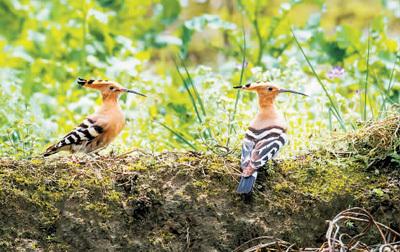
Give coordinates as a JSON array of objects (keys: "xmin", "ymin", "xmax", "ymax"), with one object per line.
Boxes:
[
  {"xmin": 175, "ymin": 56, "xmax": 212, "ymax": 140},
  {"xmin": 291, "ymin": 28, "xmax": 346, "ymax": 131},
  {"xmin": 180, "ymin": 59, "xmax": 207, "ymax": 117},
  {"xmin": 253, "ymin": 0, "xmax": 263, "ymax": 66},
  {"xmin": 226, "ymin": 10, "xmax": 247, "ymax": 147},
  {"xmin": 363, "ymin": 27, "xmax": 371, "ymax": 121},
  {"xmin": 386, "ymin": 57, "xmax": 398, "ymax": 92},
  {"xmin": 173, "ymin": 57, "xmax": 203, "ymax": 123},
  {"xmin": 156, "ymin": 121, "xmax": 197, "ymax": 151},
  {"xmin": 380, "ymin": 56, "xmax": 398, "ymax": 116},
  {"xmin": 180, "ymin": 57, "xmax": 213, "ymax": 139}
]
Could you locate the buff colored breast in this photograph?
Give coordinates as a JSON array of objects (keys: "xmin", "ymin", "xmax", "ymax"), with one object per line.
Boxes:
[{"xmin": 86, "ymin": 105, "xmax": 125, "ymax": 151}]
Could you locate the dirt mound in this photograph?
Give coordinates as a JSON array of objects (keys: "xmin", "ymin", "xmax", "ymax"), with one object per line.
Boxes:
[{"xmin": 0, "ymin": 116, "xmax": 399, "ymax": 251}]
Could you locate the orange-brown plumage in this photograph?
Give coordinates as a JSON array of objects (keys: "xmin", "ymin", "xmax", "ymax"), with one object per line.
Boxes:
[
  {"xmin": 248, "ymin": 84, "xmax": 287, "ymax": 130},
  {"xmin": 43, "ymin": 78, "xmax": 145, "ymax": 157}
]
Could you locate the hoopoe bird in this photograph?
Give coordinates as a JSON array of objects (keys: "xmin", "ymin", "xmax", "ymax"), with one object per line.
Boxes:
[
  {"xmin": 234, "ymin": 81, "xmax": 307, "ymax": 194},
  {"xmin": 43, "ymin": 78, "xmax": 145, "ymax": 157}
]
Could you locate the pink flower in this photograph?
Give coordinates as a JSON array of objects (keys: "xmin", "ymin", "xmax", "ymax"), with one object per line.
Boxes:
[{"xmin": 327, "ymin": 66, "xmax": 345, "ymax": 79}]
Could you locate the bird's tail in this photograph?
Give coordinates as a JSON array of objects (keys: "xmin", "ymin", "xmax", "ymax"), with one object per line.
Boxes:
[
  {"xmin": 236, "ymin": 172, "xmax": 258, "ymax": 194},
  {"xmin": 43, "ymin": 144, "xmax": 59, "ymax": 157}
]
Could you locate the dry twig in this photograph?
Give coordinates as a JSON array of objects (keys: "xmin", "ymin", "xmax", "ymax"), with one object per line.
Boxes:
[{"xmin": 235, "ymin": 207, "xmax": 400, "ymax": 252}]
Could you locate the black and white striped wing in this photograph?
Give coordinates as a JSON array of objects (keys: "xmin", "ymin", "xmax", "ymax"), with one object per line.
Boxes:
[
  {"xmin": 45, "ymin": 118, "xmax": 104, "ymax": 155},
  {"xmin": 248, "ymin": 127, "xmax": 287, "ymax": 169},
  {"xmin": 240, "ymin": 137, "xmax": 255, "ymax": 170},
  {"xmin": 237, "ymin": 126, "xmax": 287, "ymax": 194}
]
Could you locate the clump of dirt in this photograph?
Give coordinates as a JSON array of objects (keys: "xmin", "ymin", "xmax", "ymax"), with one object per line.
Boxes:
[{"xmin": 0, "ymin": 115, "xmax": 399, "ymax": 251}]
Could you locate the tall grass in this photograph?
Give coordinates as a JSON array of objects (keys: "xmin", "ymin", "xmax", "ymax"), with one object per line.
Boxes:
[
  {"xmin": 150, "ymin": 57, "xmax": 203, "ymax": 151},
  {"xmin": 156, "ymin": 121, "xmax": 197, "ymax": 151},
  {"xmin": 181, "ymin": 60, "xmax": 207, "ymax": 119},
  {"xmin": 80, "ymin": 4, "xmax": 88, "ymax": 73},
  {"xmin": 291, "ymin": 28, "xmax": 347, "ymax": 131},
  {"xmin": 176, "ymin": 57, "xmax": 213, "ymax": 140},
  {"xmin": 363, "ymin": 28, "xmax": 371, "ymax": 121},
  {"xmin": 173, "ymin": 58, "xmax": 203, "ymax": 123},
  {"xmin": 226, "ymin": 12, "xmax": 247, "ymax": 148},
  {"xmin": 238, "ymin": 0, "xmax": 300, "ymax": 66},
  {"xmin": 158, "ymin": 56, "xmax": 214, "ymax": 151},
  {"xmin": 380, "ymin": 57, "xmax": 398, "ymax": 117}
]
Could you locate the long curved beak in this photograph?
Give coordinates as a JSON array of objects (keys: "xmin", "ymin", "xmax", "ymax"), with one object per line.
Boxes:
[
  {"xmin": 121, "ymin": 88, "xmax": 146, "ymax": 97},
  {"xmin": 279, "ymin": 89, "xmax": 308, "ymax": 96}
]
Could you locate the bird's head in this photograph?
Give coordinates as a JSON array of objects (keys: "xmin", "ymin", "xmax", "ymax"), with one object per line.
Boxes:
[
  {"xmin": 234, "ymin": 81, "xmax": 307, "ymax": 102},
  {"xmin": 77, "ymin": 78, "xmax": 146, "ymax": 98}
]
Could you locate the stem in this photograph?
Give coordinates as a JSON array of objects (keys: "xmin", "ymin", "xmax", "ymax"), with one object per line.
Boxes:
[
  {"xmin": 380, "ymin": 56, "xmax": 398, "ymax": 116},
  {"xmin": 157, "ymin": 121, "xmax": 197, "ymax": 151},
  {"xmin": 80, "ymin": 3, "xmax": 88, "ymax": 72},
  {"xmin": 254, "ymin": 19, "xmax": 264, "ymax": 66},
  {"xmin": 253, "ymin": 0, "xmax": 264, "ymax": 66},
  {"xmin": 181, "ymin": 59, "xmax": 206, "ymax": 117},
  {"xmin": 226, "ymin": 11, "xmax": 246, "ymax": 147},
  {"xmin": 173, "ymin": 58, "xmax": 202, "ymax": 123},
  {"xmin": 363, "ymin": 27, "xmax": 370, "ymax": 121},
  {"xmin": 179, "ymin": 58, "xmax": 212, "ymax": 139}
]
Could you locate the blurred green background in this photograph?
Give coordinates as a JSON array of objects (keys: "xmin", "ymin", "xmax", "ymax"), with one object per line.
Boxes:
[{"xmin": 0, "ymin": 0, "xmax": 399, "ymax": 158}]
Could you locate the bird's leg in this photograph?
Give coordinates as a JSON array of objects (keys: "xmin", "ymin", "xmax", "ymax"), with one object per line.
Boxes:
[
  {"xmin": 90, "ymin": 147, "xmax": 107, "ymax": 159},
  {"xmin": 86, "ymin": 150, "xmax": 103, "ymax": 162},
  {"xmin": 87, "ymin": 152, "xmax": 96, "ymax": 159},
  {"xmin": 108, "ymin": 148, "xmax": 116, "ymax": 158},
  {"xmin": 86, "ymin": 152, "xmax": 101, "ymax": 164}
]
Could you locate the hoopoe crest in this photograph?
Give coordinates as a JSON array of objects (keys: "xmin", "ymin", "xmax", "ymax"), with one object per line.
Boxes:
[
  {"xmin": 234, "ymin": 81, "xmax": 307, "ymax": 194},
  {"xmin": 43, "ymin": 78, "xmax": 145, "ymax": 157}
]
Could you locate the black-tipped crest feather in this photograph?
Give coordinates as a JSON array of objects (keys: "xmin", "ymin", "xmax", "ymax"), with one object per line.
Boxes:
[{"xmin": 77, "ymin": 77, "xmax": 87, "ymax": 86}]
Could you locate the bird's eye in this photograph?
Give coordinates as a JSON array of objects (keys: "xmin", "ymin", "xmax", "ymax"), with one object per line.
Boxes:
[
  {"xmin": 109, "ymin": 86, "xmax": 114, "ymax": 90},
  {"xmin": 268, "ymin": 87, "xmax": 273, "ymax": 91}
]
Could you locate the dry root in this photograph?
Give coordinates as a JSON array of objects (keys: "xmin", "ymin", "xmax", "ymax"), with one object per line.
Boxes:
[{"xmin": 236, "ymin": 207, "xmax": 400, "ymax": 252}]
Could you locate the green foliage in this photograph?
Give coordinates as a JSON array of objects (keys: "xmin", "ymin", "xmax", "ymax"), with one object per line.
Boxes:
[
  {"xmin": 0, "ymin": 0, "xmax": 399, "ymax": 157},
  {"xmin": 292, "ymin": 28, "xmax": 346, "ymax": 130},
  {"xmin": 180, "ymin": 14, "xmax": 236, "ymax": 58}
]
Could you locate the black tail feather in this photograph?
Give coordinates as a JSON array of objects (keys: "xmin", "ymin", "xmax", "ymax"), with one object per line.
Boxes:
[
  {"xmin": 43, "ymin": 145, "xmax": 59, "ymax": 157},
  {"xmin": 236, "ymin": 175, "xmax": 257, "ymax": 194}
]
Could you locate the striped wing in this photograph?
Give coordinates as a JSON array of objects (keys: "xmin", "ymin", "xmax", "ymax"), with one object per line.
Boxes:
[
  {"xmin": 240, "ymin": 138, "xmax": 255, "ymax": 170},
  {"xmin": 241, "ymin": 126, "xmax": 287, "ymax": 171},
  {"xmin": 44, "ymin": 118, "xmax": 104, "ymax": 155}
]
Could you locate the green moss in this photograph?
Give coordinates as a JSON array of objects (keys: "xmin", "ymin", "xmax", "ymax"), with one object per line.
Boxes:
[
  {"xmin": 192, "ymin": 180, "xmax": 209, "ymax": 189},
  {"xmin": 83, "ymin": 202, "xmax": 114, "ymax": 218}
]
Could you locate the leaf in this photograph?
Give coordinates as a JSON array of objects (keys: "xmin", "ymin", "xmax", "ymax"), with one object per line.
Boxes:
[
  {"xmin": 180, "ymin": 14, "xmax": 236, "ymax": 57},
  {"xmin": 160, "ymin": 0, "xmax": 181, "ymax": 25}
]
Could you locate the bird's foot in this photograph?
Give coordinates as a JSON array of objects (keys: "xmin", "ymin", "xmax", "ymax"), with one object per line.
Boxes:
[
  {"xmin": 86, "ymin": 153, "xmax": 102, "ymax": 163},
  {"xmin": 88, "ymin": 147, "xmax": 109, "ymax": 160}
]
